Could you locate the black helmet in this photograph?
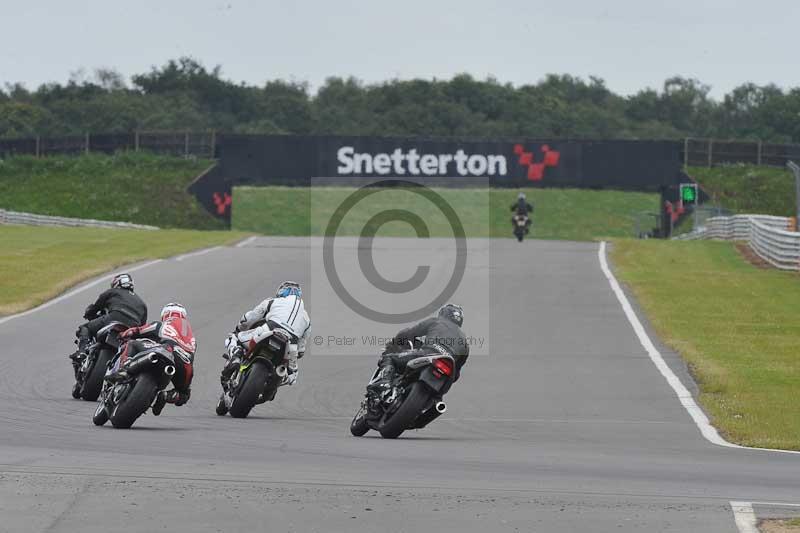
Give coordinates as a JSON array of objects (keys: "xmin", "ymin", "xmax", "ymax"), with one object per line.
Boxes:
[
  {"xmin": 111, "ymin": 273, "xmax": 134, "ymax": 291},
  {"xmin": 438, "ymin": 303, "xmax": 464, "ymax": 327},
  {"xmin": 276, "ymin": 281, "xmax": 302, "ymax": 298}
]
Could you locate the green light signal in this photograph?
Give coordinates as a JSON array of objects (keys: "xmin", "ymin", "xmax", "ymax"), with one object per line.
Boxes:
[{"xmin": 681, "ymin": 184, "xmax": 697, "ymax": 203}]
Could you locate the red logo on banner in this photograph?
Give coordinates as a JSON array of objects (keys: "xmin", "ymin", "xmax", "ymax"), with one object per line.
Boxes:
[
  {"xmin": 513, "ymin": 144, "xmax": 560, "ymax": 181},
  {"xmin": 212, "ymin": 192, "xmax": 232, "ymax": 215}
]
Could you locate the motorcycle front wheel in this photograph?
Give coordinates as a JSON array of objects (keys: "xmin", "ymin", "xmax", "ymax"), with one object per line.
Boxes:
[
  {"xmin": 92, "ymin": 401, "xmax": 109, "ymax": 426},
  {"xmin": 350, "ymin": 404, "xmax": 370, "ymax": 437}
]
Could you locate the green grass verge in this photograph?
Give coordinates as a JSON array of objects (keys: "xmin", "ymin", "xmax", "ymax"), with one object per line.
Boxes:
[
  {"xmin": 0, "ymin": 153, "xmax": 223, "ymax": 229},
  {"xmin": 611, "ymin": 239, "xmax": 800, "ymax": 450},
  {"xmin": 233, "ymin": 186, "xmax": 658, "ymax": 241},
  {"xmin": 0, "ymin": 225, "xmax": 249, "ymax": 315},
  {"xmin": 688, "ymin": 164, "xmax": 796, "ymax": 216}
]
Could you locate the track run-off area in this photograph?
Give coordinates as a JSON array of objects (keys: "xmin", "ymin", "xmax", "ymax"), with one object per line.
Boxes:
[{"xmin": 1, "ymin": 237, "xmax": 798, "ymax": 532}]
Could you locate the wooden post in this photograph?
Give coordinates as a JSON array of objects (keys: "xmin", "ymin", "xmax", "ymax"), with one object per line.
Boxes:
[
  {"xmin": 85, "ymin": 132, "xmax": 90, "ymax": 155},
  {"xmin": 134, "ymin": 130, "xmax": 140, "ymax": 152},
  {"xmin": 757, "ymin": 140, "xmax": 762, "ymax": 166},
  {"xmin": 35, "ymin": 136, "xmax": 40, "ymax": 158},
  {"xmin": 683, "ymin": 137, "xmax": 689, "ymax": 168},
  {"xmin": 707, "ymin": 139, "xmax": 713, "ymax": 167},
  {"xmin": 184, "ymin": 131, "xmax": 190, "ymax": 158},
  {"xmin": 210, "ymin": 129, "xmax": 216, "ymax": 158}
]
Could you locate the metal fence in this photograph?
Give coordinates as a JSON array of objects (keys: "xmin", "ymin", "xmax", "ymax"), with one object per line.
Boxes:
[
  {"xmin": 0, "ymin": 209, "xmax": 158, "ymax": 230},
  {"xmin": 684, "ymin": 138, "xmax": 800, "ymax": 168},
  {"xmin": 790, "ymin": 161, "xmax": 800, "ymax": 223},
  {"xmin": 676, "ymin": 214, "xmax": 800, "ymax": 270},
  {"xmin": 0, "ymin": 131, "xmax": 217, "ymax": 159}
]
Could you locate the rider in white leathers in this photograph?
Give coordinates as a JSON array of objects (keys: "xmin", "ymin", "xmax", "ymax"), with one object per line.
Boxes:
[{"xmin": 221, "ymin": 281, "xmax": 310, "ymax": 387}]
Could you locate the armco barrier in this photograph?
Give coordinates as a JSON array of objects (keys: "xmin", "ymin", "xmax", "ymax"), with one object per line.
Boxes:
[
  {"xmin": 0, "ymin": 209, "xmax": 158, "ymax": 230},
  {"xmin": 676, "ymin": 215, "xmax": 800, "ymax": 270}
]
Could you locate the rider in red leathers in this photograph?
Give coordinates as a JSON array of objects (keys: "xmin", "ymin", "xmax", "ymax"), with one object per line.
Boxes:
[{"xmin": 118, "ymin": 303, "xmax": 196, "ymax": 415}]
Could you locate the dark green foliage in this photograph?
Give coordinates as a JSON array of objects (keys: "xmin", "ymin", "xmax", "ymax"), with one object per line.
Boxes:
[
  {"xmin": 0, "ymin": 152, "xmax": 224, "ymax": 229},
  {"xmin": 4, "ymin": 58, "xmax": 800, "ymax": 142},
  {"xmin": 689, "ymin": 164, "xmax": 796, "ymax": 216}
]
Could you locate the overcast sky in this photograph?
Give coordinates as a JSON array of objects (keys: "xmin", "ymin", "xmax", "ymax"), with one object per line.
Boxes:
[{"xmin": 1, "ymin": 0, "xmax": 798, "ymax": 99}]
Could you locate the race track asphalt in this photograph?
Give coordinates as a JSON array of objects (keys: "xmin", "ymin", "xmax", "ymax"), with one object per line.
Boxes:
[{"xmin": 0, "ymin": 237, "xmax": 798, "ymax": 532}]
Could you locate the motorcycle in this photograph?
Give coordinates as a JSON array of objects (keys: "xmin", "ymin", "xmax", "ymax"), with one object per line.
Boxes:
[
  {"xmin": 216, "ymin": 322, "xmax": 294, "ymax": 418},
  {"xmin": 71, "ymin": 319, "xmax": 128, "ymax": 401},
  {"xmin": 512, "ymin": 213, "xmax": 529, "ymax": 242},
  {"xmin": 92, "ymin": 339, "xmax": 176, "ymax": 428},
  {"xmin": 350, "ymin": 343, "xmax": 455, "ymax": 439}
]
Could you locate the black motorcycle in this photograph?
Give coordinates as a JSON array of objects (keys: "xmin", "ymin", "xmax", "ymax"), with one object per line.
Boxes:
[
  {"xmin": 216, "ymin": 323, "xmax": 293, "ymax": 419},
  {"xmin": 92, "ymin": 339, "xmax": 176, "ymax": 428},
  {"xmin": 350, "ymin": 348, "xmax": 455, "ymax": 439},
  {"xmin": 512, "ymin": 213, "xmax": 529, "ymax": 242},
  {"xmin": 71, "ymin": 320, "xmax": 128, "ymax": 401}
]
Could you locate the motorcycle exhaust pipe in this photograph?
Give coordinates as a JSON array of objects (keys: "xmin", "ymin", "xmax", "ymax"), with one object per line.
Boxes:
[
  {"xmin": 164, "ymin": 365, "xmax": 176, "ymax": 376},
  {"xmin": 125, "ymin": 353, "xmax": 160, "ymax": 375},
  {"xmin": 414, "ymin": 401, "xmax": 447, "ymax": 429},
  {"xmin": 275, "ymin": 365, "xmax": 288, "ymax": 378}
]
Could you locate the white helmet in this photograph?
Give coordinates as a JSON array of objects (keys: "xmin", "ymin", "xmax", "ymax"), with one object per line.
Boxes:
[{"xmin": 161, "ymin": 302, "xmax": 187, "ymax": 321}]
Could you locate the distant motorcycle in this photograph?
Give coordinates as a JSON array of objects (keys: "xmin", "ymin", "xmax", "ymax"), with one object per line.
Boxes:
[
  {"xmin": 350, "ymin": 342, "xmax": 454, "ymax": 439},
  {"xmin": 71, "ymin": 318, "xmax": 127, "ymax": 401},
  {"xmin": 216, "ymin": 322, "xmax": 294, "ymax": 418},
  {"xmin": 92, "ymin": 339, "xmax": 176, "ymax": 428},
  {"xmin": 512, "ymin": 213, "xmax": 530, "ymax": 242}
]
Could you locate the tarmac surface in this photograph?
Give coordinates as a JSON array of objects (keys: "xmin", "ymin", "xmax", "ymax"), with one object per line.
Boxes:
[{"xmin": 1, "ymin": 237, "xmax": 798, "ymax": 532}]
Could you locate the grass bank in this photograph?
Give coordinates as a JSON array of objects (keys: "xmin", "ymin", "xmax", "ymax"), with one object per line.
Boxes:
[
  {"xmin": 688, "ymin": 164, "xmax": 796, "ymax": 216},
  {"xmin": 0, "ymin": 225, "xmax": 248, "ymax": 315},
  {"xmin": 611, "ymin": 239, "xmax": 800, "ymax": 450},
  {"xmin": 233, "ymin": 186, "xmax": 658, "ymax": 241},
  {"xmin": 0, "ymin": 153, "xmax": 222, "ymax": 229}
]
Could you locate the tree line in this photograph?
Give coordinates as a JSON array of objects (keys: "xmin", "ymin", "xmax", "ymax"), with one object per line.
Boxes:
[{"xmin": 2, "ymin": 57, "xmax": 799, "ymax": 143}]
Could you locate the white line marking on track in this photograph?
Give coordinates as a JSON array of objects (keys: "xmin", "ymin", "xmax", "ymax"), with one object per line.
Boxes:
[
  {"xmin": 749, "ymin": 502, "xmax": 800, "ymax": 508},
  {"xmin": 0, "ymin": 259, "xmax": 162, "ymax": 327},
  {"xmin": 730, "ymin": 502, "xmax": 759, "ymax": 533},
  {"xmin": 598, "ymin": 241, "xmax": 800, "ymax": 455},
  {"xmin": 235, "ymin": 236, "xmax": 258, "ymax": 248},
  {"xmin": 174, "ymin": 246, "xmax": 221, "ymax": 261}
]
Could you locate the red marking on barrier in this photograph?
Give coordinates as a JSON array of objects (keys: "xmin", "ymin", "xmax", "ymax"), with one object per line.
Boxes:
[
  {"xmin": 514, "ymin": 144, "xmax": 561, "ymax": 181},
  {"xmin": 212, "ymin": 192, "xmax": 232, "ymax": 215}
]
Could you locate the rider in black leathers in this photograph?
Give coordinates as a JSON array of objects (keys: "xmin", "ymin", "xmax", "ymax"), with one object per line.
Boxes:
[
  {"xmin": 70, "ymin": 273, "xmax": 147, "ymax": 361},
  {"xmin": 511, "ymin": 192, "xmax": 533, "ymax": 233},
  {"xmin": 368, "ymin": 304, "xmax": 469, "ymax": 392}
]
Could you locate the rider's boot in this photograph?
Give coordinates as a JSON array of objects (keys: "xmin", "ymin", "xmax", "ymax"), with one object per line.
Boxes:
[
  {"xmin": 152, "ymin": 391, "xmax": 168, "ymax": 416},
  {"xmin": 280, "ymin": 361, "xmax": 299, "ymax": 387},
  {"xmin": 219, "ymin": 342, "xmax": 243, "ymax": 390}
]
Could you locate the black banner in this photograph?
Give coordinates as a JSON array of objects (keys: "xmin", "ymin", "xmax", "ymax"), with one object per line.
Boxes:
[{"xmin": 189, "ymin": 134, "xmax": 684, "ymax": 220}]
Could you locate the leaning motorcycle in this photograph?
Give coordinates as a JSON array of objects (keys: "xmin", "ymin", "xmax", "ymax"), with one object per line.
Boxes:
[
  {"xmin": 92, "ymin": 339, "xmax": 176, "ymax": 428},
  {"xmin": 216, "ymin": 323, "xmax": 293, "ymax": 418},
  {"xmin": 350, "ymin": 349, "xmax": 455, "ymax": 439},
  {"xmin": 71, "ymin": 319, "xmax": 128, "ymax": 401},
  {"xmin": 512, "ymin": 214, "xmax": 529, "ymax": 242}
]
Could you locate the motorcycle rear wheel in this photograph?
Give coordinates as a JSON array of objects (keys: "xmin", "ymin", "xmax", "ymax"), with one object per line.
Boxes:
[
  {"xmin": 81, "ymin": 348, "xmax": 113, "ymax": 401},
  {"xmin": 229, "ymin": 362, "xmax": 269, "ymax": 419},
  {"xmin": 378, "ymin": 382, "xmax": 430, "ymax": 439},
  {"xmin": 110, "ymin": 374, "xmax": 159, "ymax": 428}
]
